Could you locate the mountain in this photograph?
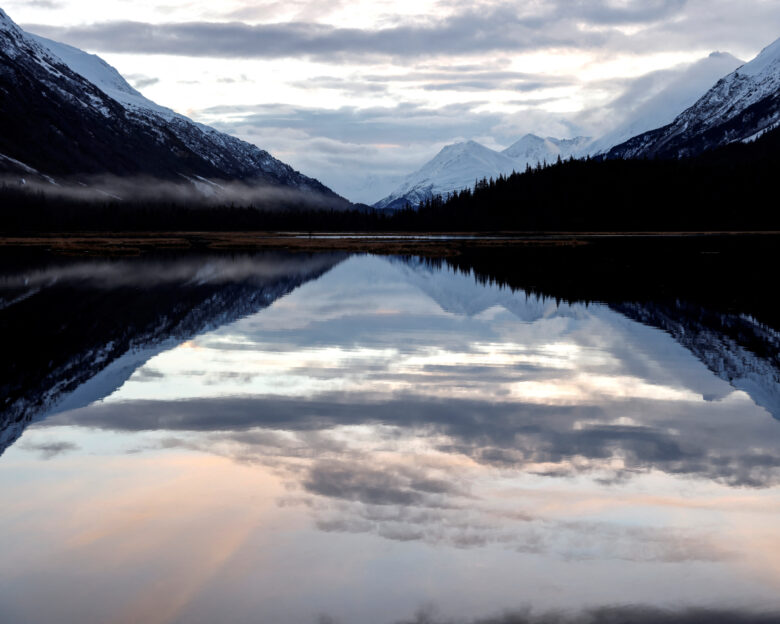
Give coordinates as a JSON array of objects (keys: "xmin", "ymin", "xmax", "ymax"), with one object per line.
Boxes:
[
  {"xmin": 373, "ymin": 134, "xmax": 590, "ymax": 211},
  {"xmin": 605, "ymin": 37, "xmax": 780, "ymax": 160},
  {"xmin": 589, "ymin": 52, "xmax": 744, "ymax": 155},
  {"xmin": 373, "ymin": 141, "xmax": 517, "ymax": 211},
  {"xmin": 0, "ymin": 8, "xmax": 347, "ymax": 206},
  {"xmin": 502, "ymin": 134, "xmax": 591, "ymax": 164},
  {"xmin": 374, "ymin": 46, "xmax": 753, "ymax": 211}
]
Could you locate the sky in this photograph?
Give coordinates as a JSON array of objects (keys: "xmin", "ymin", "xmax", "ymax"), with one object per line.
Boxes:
[{"xmin": 8, "ymin": 0, "xmax": 780, "ymax": 202}]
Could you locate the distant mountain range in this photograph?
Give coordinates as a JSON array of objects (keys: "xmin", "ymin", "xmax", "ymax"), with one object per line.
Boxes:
[
  {"xmin": 374, "ymin": 40, "xmax": 779, "ymax": 210},
  {"xmin": 0, "ymin": 8, "xmax": 349, "ymax": 207},
  {"xmin": 374, "ymin": 135, "xmax": 591, "ymax": 211}
]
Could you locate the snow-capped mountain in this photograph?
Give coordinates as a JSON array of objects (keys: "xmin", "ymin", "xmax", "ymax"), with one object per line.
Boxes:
[
  {"xmin": 0, "ymin": 8, "xmax": 347, "ymax": 205},
  {"xmin": 605, "ymin": 37, "xmax": 780, "ymax": 160},
  {"xmin": 373, "ymin": 134, "xmax": 590, "ymax": 211},
  {"xmin": 373, "ymin": 141, "xmax": 517, "ymax": 211},
  {"xmin": 589, "ymin": 52, "xmax": 744, "ymax": 155}
]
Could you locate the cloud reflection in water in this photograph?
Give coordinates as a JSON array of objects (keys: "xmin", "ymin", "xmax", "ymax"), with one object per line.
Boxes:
[{"xmin": 4, "ymin": 254, "xmax": 780, "ymax": 623}]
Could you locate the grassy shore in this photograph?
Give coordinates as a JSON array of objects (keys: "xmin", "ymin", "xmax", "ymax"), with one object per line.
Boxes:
[{"xmin": 0, "ymin": 231, "xmax": 779, "ymax": 256}]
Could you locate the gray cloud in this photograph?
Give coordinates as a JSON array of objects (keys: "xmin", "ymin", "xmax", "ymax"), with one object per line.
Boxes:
[
  {"xmin": 125, "ymin": 74, "xmax": 160, "ymax": 90},
  {"xmin": 392, "ymin": 605, "xmax": 780, "ymax": 624},
  {"xmin": 422, "ymin": 80, "xmax": 558, "ymax": 92},
  {"xmin": 19, "ymin": 440, "xmax": 79, "ymax": 459},
  {"xmin": 21, "ymin": 1, "xmax": 780, "ymax": 62},
  {"xmin": 18, "ymin": 0, "xmax": 63, "ymax": 7},
  {"xmin": 195, "ymin": 100, "xmax": 576, "ymax": 202},
  {"xmin": 288, "ymin": 458, "xmax": 729, "ymax": 561},
  {"xmin": 302, "ymin": 460, "xmax": 466, "ymax": 507},
  {"xmin": 216, "ymin": 74, "xmax": 251, "ymax": 84},
  {"xmin": 290, "ymin": 76, "xmax": 390, "ymax": 94},
  {"xmin": 43, "ymin": 390, "xmax": 780, "ymax": 488},
  {"xmin": 19, "ymin": 12, "xmax": 614, "ymax": 61},
  {"xmin": 219, "ymin": 0, "xmax": 350, "ymax": 23}
]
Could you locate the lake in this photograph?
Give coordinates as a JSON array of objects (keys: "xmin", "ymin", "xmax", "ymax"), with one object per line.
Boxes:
[{"xmin": 1, "ymin": 247, "xmax": 779, "ymax": 624}]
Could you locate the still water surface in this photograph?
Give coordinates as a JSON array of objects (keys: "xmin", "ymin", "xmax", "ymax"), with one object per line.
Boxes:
[{"xmin": 1, "ymin": 252, "xmax": 779, "ymax": 624}]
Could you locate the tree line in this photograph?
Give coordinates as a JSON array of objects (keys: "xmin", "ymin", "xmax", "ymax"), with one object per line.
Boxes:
[{"xmin": 1, "ymin": 125, "xmax": 778, "ymax": 233}]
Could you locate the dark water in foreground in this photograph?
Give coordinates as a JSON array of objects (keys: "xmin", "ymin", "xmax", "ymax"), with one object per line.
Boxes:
[{"xmin": 1, "ymin": 250, "xmax": 779, "ymax": 624}]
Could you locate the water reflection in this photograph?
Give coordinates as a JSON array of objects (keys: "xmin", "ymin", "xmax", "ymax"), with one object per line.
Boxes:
[
  {"xmin": 1, "ymin": 251, "xmax": 779, "ymax": 624},
  {"xmin": 0, "ymin": 252, "xmax": 347, "ymax": 452}
]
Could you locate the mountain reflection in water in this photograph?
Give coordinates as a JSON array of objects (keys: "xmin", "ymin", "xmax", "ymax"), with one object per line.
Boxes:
[{"xmin": 1, "ymin": 250, "xmax": 779, "ymax": 624}]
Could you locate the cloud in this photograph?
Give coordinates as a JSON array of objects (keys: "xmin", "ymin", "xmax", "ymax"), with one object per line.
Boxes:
[
  {"xmin": 289, "ymin": 76, "xmax": 390, "ymax": 94},
  {"xmin": 43, "ymin": 390, "xmax": 780, "ymax": 488},
  {"xmin": 17, "ymin": 0, "xmax": 63, "ymax": 7},
  {"xmin": 19, "ymin": 12, "xmax": 615, "ymax": 61},
  {"xmin": 126, "ymin": 74, "xmax": 160, "ymax": 90},
  {"xmin": 21, "ymin": 1, "xmax": 780, "ymax": 63},
  {"xmin": 392, "ymin": 605, "xmax": 780, "ymax": 624},
  {"xmin": 302, "ymin": 459, "xmax": 467, "ymax": 506},
  {"xmin": 286, "ymin": 457, "xmax": 729, "ymax": 561},
  {"xmin": 194, "ymin": 100, "xmax": 576, "ymax": 202},
  {"xmin": 19, "ymin": 440, "xmax": 79, "ymax": 459}
]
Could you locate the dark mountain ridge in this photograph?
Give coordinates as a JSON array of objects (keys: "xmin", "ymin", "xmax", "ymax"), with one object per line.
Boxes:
[{"xmin": 0, "ymin": 9, "xmax": 348, "ymax": 208}]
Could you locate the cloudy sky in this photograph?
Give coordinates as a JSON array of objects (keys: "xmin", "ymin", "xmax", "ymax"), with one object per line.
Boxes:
[{"xmin": 9, "ymin": 0, "xmax": 780, "ymax": 202}]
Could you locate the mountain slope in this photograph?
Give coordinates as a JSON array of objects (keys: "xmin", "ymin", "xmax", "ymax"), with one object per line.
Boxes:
[
  {"xmin": 374, "ymin": 134, "xmax": 590, "ymax": 211},
  {"xmin": 605, "ymin": 37, "xmax": 780, "ymax": 160},
  {"xmin": 589, "ymin": 52, "xmax": 744, "ymax": 155},
  {"xmin": 0, "ymin": 9, "xmax": 347, "ymax": 205}
]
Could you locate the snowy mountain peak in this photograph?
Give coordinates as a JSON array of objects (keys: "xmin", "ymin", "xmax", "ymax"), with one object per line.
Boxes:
[
  {"xmin": 372, "ymin": 140, "xmax": 518, "ymax": 210},
  {"xmin": 605, "ymin": 37, "xmax": 780, "ymax": 159},
  {"xmin": 374, "ymin": 132, "xmax": 593, "ymax": 210},
  {"xmin": 502, "ymin": 134, "xmax": 546, "ymax": 154},
  {"xmin": 503, "ymin": 134, "xmax": 592, "ymax": 164},
  {"xmin": 504, "ymin": 134, "xmax": 553, "ymax": 162},
  {"xmin": 433, "ymin": 140, "xmax": 515, "ymax": 169}
]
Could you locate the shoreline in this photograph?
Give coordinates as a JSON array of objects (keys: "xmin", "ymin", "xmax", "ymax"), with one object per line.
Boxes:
[{"xmin": 0, "ymin": 231, "xmax": 778, "ymax": 256}]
